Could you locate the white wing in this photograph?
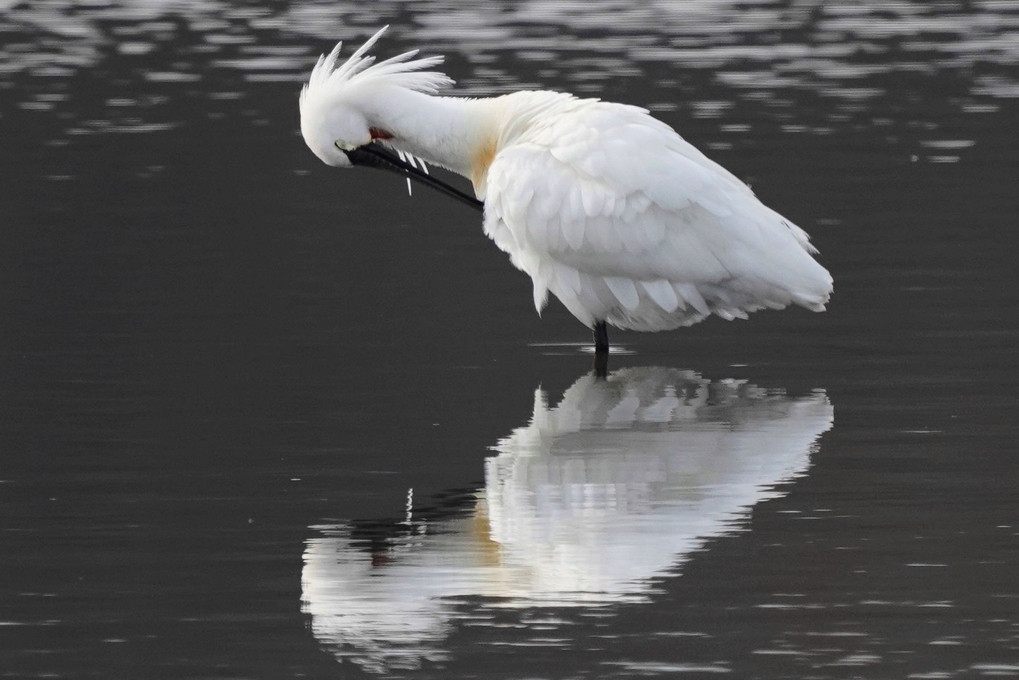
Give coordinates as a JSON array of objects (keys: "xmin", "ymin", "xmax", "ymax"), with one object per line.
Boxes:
[{"xmin": 483, "ymin": 97, "xmax": 832, "ymax": 331}]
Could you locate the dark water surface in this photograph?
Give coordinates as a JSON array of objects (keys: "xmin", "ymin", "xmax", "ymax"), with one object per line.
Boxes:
[{"xmin": 2, "ymin": 2, "xmax": 1017, "ymax": 678}]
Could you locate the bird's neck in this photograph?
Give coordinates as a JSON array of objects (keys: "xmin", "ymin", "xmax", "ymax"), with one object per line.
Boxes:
[{"xmin": 363, "ymin": 88, "xmax": 500, "ymax": 193}]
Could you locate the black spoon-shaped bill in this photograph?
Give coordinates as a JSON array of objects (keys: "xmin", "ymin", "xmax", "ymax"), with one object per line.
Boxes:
[{"xmin": 343, "ymin": 142, "xmax": 484, "ymax": 212}]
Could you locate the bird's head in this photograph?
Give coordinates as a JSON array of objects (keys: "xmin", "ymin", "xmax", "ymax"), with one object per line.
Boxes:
[
  {"xmin": 297, "ymin": 102, "xmax": 366, "ymax": 168},
  {"xmin": 299, "ymin": 102, "xmax": 369, "ymax": 168},
  {"xmin": 299, "ymin": 25, "xmax": 450, "ymax": 168},
  {"xmin": 299, "ymin": 27, "xmax": 402, "ymax": 168},
  {"xmin": 299, "ymin": 26, "xmax": 482, "ymax": 209}
]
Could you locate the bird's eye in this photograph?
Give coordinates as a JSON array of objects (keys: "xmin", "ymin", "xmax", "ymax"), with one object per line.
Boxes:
[{"xmin": 334, "ymin": 140, "xmax": 358, "ymax": 152}]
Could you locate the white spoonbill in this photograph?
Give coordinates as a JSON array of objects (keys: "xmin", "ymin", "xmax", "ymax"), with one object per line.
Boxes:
[{"xmin": 299, "ymin": 27, "xmax": 832, "ymax": 353}]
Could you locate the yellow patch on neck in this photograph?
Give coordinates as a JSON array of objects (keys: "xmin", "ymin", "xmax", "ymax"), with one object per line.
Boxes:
[{"xmin": 470, "ymin": 137, "xmax": 498, "ymax": 195}]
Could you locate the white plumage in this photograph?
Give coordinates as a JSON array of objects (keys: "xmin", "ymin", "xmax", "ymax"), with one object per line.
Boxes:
[{"xmin": 300, "ymin": 27, "xmax": 832, "ymax": 341}]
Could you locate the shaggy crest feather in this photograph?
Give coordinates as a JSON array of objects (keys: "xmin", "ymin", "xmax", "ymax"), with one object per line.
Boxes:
[{"xmin": 299, "ymin": 25, "xmax": 454, "ymax": 113}]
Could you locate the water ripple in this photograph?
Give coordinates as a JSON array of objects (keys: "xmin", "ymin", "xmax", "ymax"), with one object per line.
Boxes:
[{"xmin": 1, "ymin": 0, "xmax": 1016, "ymax": 149}]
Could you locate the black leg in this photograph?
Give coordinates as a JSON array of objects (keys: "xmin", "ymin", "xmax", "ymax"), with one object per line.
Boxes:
[
  {"xmin": 593, "ymin": 321, "xmax": 609, "ymax": 354},
  {"xmin": 591, "ymin": 321, "xmax": 610, "ymax": 378}
]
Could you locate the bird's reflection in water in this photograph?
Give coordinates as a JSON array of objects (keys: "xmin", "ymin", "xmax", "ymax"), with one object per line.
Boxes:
[{"xmin": 302, "ymin": 366, "xmax": 833, "ymax": 673}]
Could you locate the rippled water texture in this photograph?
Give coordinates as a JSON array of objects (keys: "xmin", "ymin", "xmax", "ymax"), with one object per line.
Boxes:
[{"xmin": 1, "ymin": 2, "xmax": 1017, "ymax": 679}]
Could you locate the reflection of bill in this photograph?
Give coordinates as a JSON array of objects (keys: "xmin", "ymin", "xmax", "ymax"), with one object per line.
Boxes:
[{"xmin": 302, "ymin": 367, "xmax": 834, "ymax": 673}]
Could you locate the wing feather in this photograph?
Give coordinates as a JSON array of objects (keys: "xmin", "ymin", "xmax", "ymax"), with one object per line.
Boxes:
[
  {"xmin": 641, "ymin": 279, "xmax": 680, "ymax": 313},
  {"xmin": 605, "ymin": 276, "xmax": 640, "ymax": 311}
]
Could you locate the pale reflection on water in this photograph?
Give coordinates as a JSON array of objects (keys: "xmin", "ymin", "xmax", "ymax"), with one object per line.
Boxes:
[{"xmin": 302, "ymin": 367, "xmax": 832, "ymax": 673}]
